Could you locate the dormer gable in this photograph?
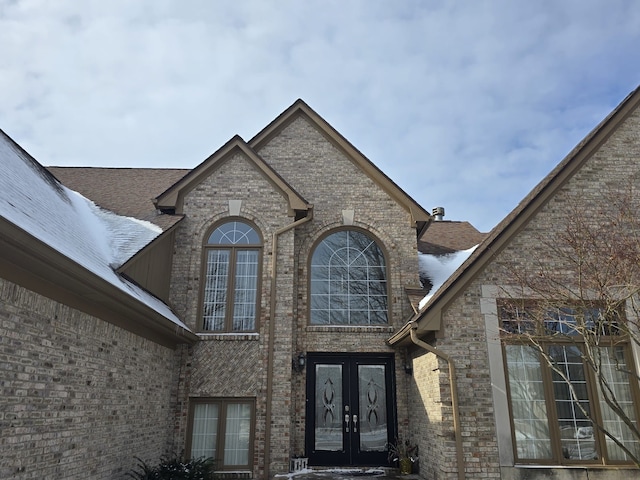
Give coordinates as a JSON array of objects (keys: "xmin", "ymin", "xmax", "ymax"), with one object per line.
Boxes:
[{"xmin": 154, "ymin": 135, "xmax": 311, "ymax": 216}]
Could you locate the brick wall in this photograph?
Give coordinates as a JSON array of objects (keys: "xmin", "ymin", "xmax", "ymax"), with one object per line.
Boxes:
[
  {"xmin": 477, "ymin": 98, "xmax": 640, "ymax": 480},
  {"xmin": 169, "ymin": 151, "xmax": 294, "ymax": 478},
  {"xmin": 409, "ymin": 349, "xmax": 450, "ymax": 479},
  {"xmin": 0, "ymin": 278, "xmax": 179, "ymax": 480},
  {"xmin": 419, "ymin": 283, "xmax": 501, "ymax": 479}
]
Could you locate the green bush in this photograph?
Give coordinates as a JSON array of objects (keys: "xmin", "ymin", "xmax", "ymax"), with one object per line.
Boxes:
[{"xmin": 127, "ymin": 454, "xmax": 216, "ymax": 480}]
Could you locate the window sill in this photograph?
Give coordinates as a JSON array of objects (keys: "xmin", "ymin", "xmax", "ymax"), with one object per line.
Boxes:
[
  {"xmin": 307, "ymin": 325, "xmax": 395, "ymax": 333},
  {"xmin": 197, "ymin": 332, "xmax": 259, "ymax": 341}
]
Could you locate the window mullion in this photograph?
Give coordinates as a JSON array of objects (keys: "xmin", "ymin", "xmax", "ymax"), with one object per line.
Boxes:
[
  {"xmin": 540, "ymin": 343, "xmax": 564, "ymax": 462},
  {"xmin": 217, "ymin": 401, "xmax": 227, "ymax": 467},
  {"xmin": 585, "ymin": 351, "xmax": 607, "ymax": 463},
  {"xmin": 226, "ymin": 249, "xmax": 237, "ymax": 332}
]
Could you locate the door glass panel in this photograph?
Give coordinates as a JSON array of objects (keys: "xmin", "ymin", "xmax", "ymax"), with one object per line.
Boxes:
[
  {"xmin": 315, "ymin": 364, "xmax": 343, "ymax": 451},
  {"xmin": 358, "ymin": 364, "xmax": 387, "ymax": 452}
]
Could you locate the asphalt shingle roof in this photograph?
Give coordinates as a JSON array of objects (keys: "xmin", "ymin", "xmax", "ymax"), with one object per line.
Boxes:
[
  {"xmin": 47, "ymin": 166, "xmax": 189, "ymax": 229},
  {"xmin": 418, "ymin": 220, "xmax": 487, "ymax": 255}
]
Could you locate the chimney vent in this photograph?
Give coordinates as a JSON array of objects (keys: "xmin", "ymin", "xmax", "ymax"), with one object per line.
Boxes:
[{"xmin": 432, "ymin": 207, "xmax": 445, "ymax": 221}]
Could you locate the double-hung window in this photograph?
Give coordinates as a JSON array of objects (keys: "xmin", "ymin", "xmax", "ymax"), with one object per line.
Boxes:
[
  {"xmin": 202, "ymin": 220, "xmax": 261, "ymax": 332},
  {"xmin": 501, "ymin": 303, "xmax": 640, "ymax": 464},
  {"xmin": 310, "ymin": 229, "xmax": 388, "ymax": 325},
  {"xmin": 187, "ymin": 398, "xmax": 255, "ymax": 469}
]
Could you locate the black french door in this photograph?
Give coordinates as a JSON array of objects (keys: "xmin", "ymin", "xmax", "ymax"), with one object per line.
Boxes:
[{"xmin": 305, "ymin": 354, "xmax": 396, "ymax": 466}]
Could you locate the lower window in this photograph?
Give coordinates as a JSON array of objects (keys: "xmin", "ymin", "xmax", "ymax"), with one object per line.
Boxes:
[
  {"xmin": 187, "ymin": 398, "xmax": 255, "ymax": 469},
  {"xmin": 505, "ymin": 344, "xmax": 640, "ymax": 464}
]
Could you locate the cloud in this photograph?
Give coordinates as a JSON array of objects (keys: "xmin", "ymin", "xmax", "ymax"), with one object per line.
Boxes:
[{"xmin": 1, "ymin": 0, "xmax": 639, "ymax": 231}]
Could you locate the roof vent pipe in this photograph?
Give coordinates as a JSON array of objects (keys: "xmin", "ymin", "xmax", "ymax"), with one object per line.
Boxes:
[{"xmin": 432, "ymin": 207, "xmax": 445, "ymax": 221}]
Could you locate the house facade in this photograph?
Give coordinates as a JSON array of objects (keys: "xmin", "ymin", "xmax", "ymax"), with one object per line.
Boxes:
[
  {"xmin": 2, "ymin": 92, "xmax": 640, "ymax": 480},
  {"xmin": 153, "ymin": 104, "xmax": 431, "ymax": 477}
]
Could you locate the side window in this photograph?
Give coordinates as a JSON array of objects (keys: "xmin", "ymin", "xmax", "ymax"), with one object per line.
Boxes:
[
  {"xmin": 501, "ymin": 304, "xmax": 640, "ymax": 464},
  {"xmin": 202, "ymin": 220, "xmax": 261, "ymax": 332},
  {"xmin": 187, "ymin": 398, "xmax": 255, "ymax": 469},
  {"xmin": 310, "ymin": 229, "xmax": 388, "ymax": 325}
]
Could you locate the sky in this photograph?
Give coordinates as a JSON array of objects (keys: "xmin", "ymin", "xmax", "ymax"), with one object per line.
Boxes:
[{"xmin": 1, "ymin": 1, "xmax": 639, "ymax": 232}]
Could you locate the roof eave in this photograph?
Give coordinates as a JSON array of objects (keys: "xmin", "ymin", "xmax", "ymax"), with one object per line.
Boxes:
[{"xmin": 0, "ymin": 217, "xmax": 197, "ymax": 347}]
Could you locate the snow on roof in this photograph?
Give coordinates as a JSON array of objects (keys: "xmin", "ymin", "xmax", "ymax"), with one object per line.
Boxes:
[
  {"xmin": 418, "ymin": 245, "xmax": 479, "ymax": 310},
  {"xmin": 0, "ymin": 130, "xmax": 189, "ymax": 331}
]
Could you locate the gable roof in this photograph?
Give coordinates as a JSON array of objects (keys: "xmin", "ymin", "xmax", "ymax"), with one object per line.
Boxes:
[
  {"xmin": 250, "ymin": 99, "xmax": 432, "ymax": 234},
  {"xmin": 389, "ymin": 85, "xmax": 640, "ymax": 346},
  {"xmin": 0, "ymin": 129, "xmax": 197, "ymax": 347},
  {"xmin": 154, "ymin": 135, "xmax": 311, "ymax": 216}
]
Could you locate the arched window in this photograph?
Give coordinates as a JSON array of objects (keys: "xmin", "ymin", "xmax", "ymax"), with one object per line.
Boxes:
[
  {"xmin": 202, "ymin": 220, "xmax": 261, "ymax": 332},
  {"xmin": 310, "ymin": 229, "xmax": 388, "ymax": 325}
]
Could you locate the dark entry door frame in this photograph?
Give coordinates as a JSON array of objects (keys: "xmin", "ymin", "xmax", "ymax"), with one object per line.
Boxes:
[{"xmin": 305, "ymin": 353, "xmax": 397, "ymax": 466}]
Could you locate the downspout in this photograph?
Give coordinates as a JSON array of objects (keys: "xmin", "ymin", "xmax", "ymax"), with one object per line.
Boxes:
[
  {"xmin": 409, "ymin": 324, "xmax": 465, "ymax": 480},
  {"xmin": 264, "ymin": 208, "xmax": 313, "ymax": 477}
]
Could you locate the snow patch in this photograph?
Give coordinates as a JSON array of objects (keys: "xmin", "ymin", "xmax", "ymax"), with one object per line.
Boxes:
[
  {"xmin": 274, "ymin": 468, "xmax": 386, "ymax": 479},
  {"xmin": 418, "ymin": 245, "xmax": 478, "ymax": 310},
  {"xmin": 68, "ymin": 190, "xmax": 162, "ymax": 267}
]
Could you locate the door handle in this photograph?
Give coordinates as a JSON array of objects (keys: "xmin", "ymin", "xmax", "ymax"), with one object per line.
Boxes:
[
  {"xmin": 352, "ymin": 414, "xmax": 358, "ymax": 433},
  {"xmin": 344, "ymin": 413, "xmax": 350, "ymax": 432}
]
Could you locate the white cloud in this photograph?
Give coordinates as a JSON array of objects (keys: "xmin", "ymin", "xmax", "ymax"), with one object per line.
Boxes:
[{"xmin": 1, "ymin": 0, "xmax": 639, "ymax": 232}]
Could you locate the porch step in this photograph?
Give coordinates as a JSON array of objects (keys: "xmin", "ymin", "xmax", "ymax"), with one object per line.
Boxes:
[
  {"xmin": 305, "ymin": 467, "xmax": 395, "ymax": 476},
  {"xmin": 215, "ymin": 471, "xmax": 252, "ymax": 479},
  {"xmin": 280, "ymin": 468, "xmax": 417, "ymax": 480}
]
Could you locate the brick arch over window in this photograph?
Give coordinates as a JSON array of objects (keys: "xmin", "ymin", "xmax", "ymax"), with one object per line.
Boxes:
[
  {"xmin": 200, "ymin": 219, "xmax": 262, "ymax": 332},
  {"xmin": 309, "ymin": 228, "xmax": 388, "ymax": 325}
]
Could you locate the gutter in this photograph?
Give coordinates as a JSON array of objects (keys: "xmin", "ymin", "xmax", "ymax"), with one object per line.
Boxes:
[
  {"xmin": 263, "ymin": 207, "xmax": 313, "ymax": 477},
  {"xmin": 408, "ymin": 324, "xmax": 465, "ymax": 480}
]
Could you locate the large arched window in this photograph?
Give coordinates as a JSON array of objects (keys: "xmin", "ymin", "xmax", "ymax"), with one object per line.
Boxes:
[
  {"xmin": 310, "ymin": 229, "xmax": 388, "ymax": 325},
  {"xmin": 202, "ymin": 220, "xmax": 261, "ymax": 332}
]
